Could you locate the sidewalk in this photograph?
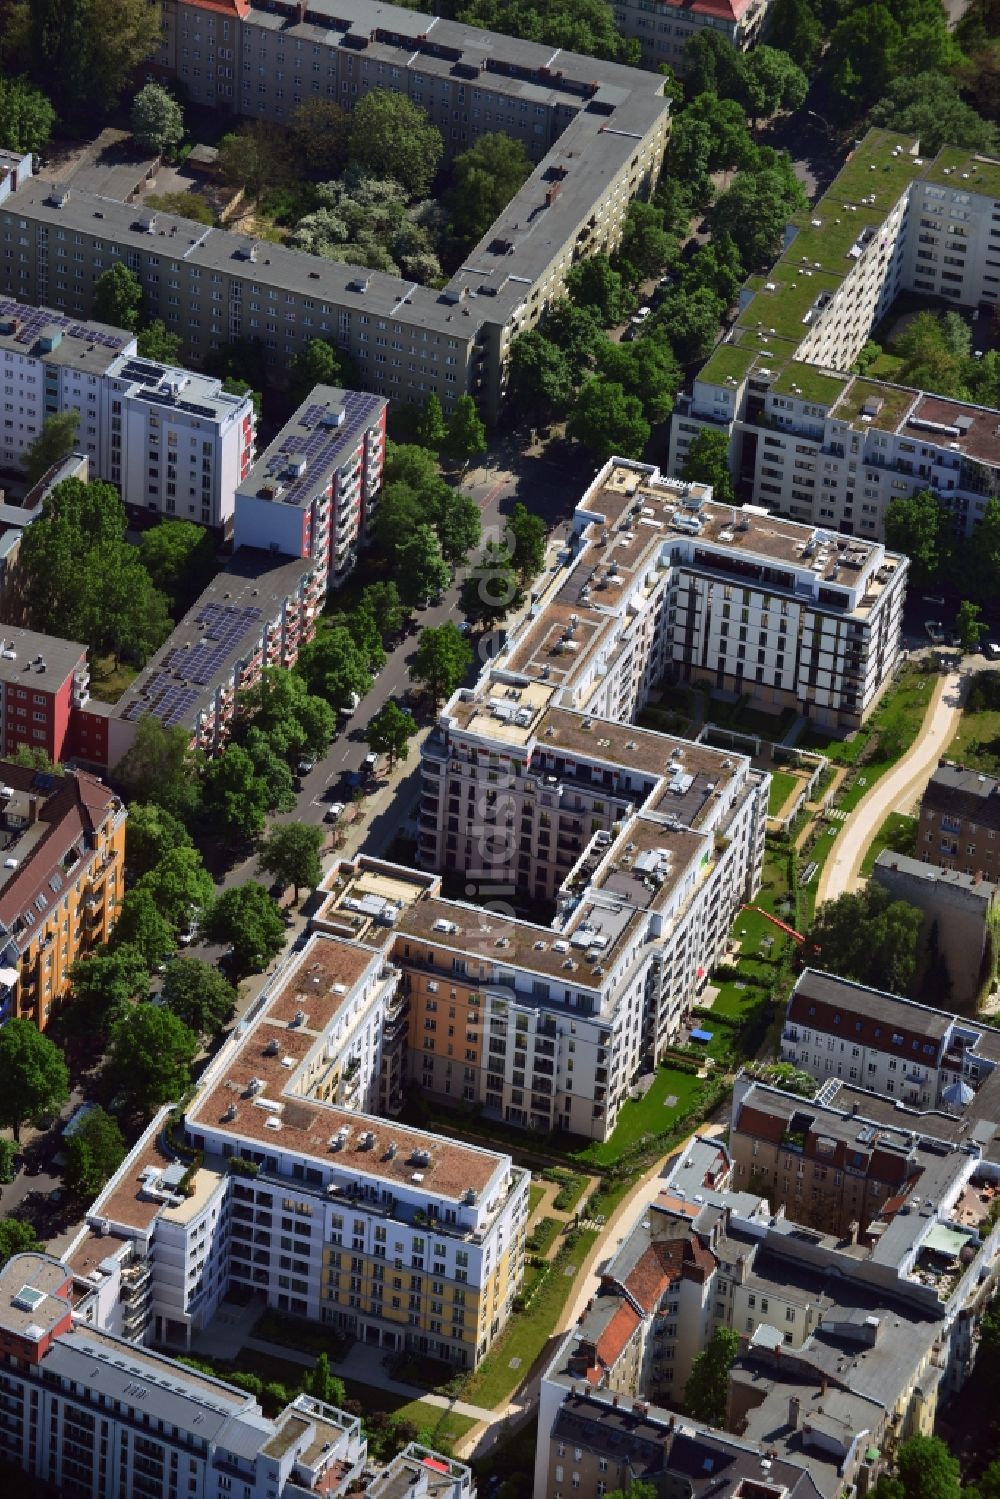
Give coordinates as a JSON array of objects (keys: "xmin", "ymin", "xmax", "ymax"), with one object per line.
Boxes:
[{"xmin": 816, "ymin": 666, "xmax": 966, "ymax": 904}]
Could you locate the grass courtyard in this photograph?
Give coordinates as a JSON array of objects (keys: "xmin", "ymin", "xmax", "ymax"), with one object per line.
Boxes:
[
  {"xmin": 947, "ymin": 705, "xmax": 1000, "ymax": 775},
  {"xmin": 573, "ymin": 1067, "xmax": 705, "ymax": 1169},
  {"xmin": 860, "ymin": 812, "xmax": 918, "ymax": 877},
  {"xmin": 768, "ymin": 769, "xmax": 800, "ymax": 817}
]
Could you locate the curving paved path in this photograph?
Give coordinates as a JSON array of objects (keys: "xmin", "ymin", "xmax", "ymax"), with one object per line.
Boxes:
[{"xmin": 816, "ymin": 666, "xmax": 966, "ymax": 905}]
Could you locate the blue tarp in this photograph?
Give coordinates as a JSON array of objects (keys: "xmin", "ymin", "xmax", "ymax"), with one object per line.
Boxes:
[{"xmin": 690, "ymin": 1028, "xmax": 714, "ymax": 1042}]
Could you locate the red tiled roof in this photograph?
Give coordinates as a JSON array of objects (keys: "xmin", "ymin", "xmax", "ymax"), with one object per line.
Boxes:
[
  {"xmin": 178, "ymin": 0, "xmax": 250, "ymax": 14},
  {"xmin": 595, "ymin": 1302, "xmax": 641, "ymax": 1370},
  {"xmin": 662, "ymin": 0, "xmax": 753, "ymax": 17}
]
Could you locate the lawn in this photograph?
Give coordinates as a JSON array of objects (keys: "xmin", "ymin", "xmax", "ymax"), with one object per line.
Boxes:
[
  {"xmin": 709, "ymin": 977, "xmax": 769, "ymax": 1020},
  {"xmin": 458, "ymin": 1229, "xmax": 599, "ymax": 1409},
  {"xmin": 860, "ymin": 812, "xmax": 918, "ymax": 877},
  {"xmin": 705, "ymin": 696, "xmax": 796, "ymax": 741},
  {"xmin": 947, "ymin": 707, "xmax": 1000, "ymax": 775},
  {"xmin": 528, "ymin": 1183, "xmax": 545, "ymax": 1217},
  {"xmin": 550, "ymin": 1172, "xmax": 588, "ymax": 1213},
  {"xmin": 526, "ymin": 1216, "xmax": 562, "ymax": 1256},
  {"xmin": 573, "ymin": 1066, "xmax": 704, "ymax": 1169},
  {"xmin": 88, "ymin": 653, "xmax": 141, "ymax": 704},
  {"xmin": 339, "ymin": 1378, "xmax": 478, "ymax": 1448},
  {"xmin": 768, "ymin": 770, "xmax": 799, "ymax": 817},
  {"xmin": 801, "ymin": 667, "xmax": 932, "ymax": 769}
]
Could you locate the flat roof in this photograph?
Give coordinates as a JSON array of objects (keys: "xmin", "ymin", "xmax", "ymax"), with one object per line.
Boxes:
[
  {"xmin": 0, "ymin": 624, "xmax": 86, "ymax": 689},
  {"xmin": 0, "ymin": 295, "xmax": 133, "ymax": 376},
  {"xmin": 238, "ymin": 385, "xmax": 385, "ymax": 509}
]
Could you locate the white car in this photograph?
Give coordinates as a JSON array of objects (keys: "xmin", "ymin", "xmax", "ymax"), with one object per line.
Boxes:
[
  {"xmin": 324, "ymin": 802, "xmax": 346, "ymax": 824},
  {"xmin": 631, "ymin": 305, "xmax": 652, "ymax": 324}
]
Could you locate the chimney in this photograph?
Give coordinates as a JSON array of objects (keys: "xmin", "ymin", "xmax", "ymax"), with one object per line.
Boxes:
[
  {"xmin": 848, "ymin": 1219, "xmax": 860, "ymax": 1247},
  {"xmin": 612, "ymin": 1394, "xmax": 619, "ymax": 1408},
  {"xmin": 789, "ymin": 1395, "xmax": 801, "ymax": 1430},
  {"xmin": 27, "ymin": 796, "xmax": 38, "ymax": 825},
  {"xmin": 820, "ymin": 1376, "xmax": 828, "ymax": 1397}
]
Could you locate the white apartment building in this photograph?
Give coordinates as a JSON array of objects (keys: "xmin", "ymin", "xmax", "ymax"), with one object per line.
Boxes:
[
  {"xmin": 67, "ymin": 922, "xmax": 528, "ymax": 1369},
  {"xmin": 0, "ymin": 1250, "xmax": 470, "ymax": 1499},
  {"xmin": 669, "ymin": 131, "xmax": 1000, "ymax": 539},
  {"xmin": 613, "ymin": 0, "xmax": 773, "ymax": 73},
  {"xmin": 0, "ymin": 297, "xmax": 255, "ymax": 530},
  {"xmin": 234, "ymin": 384, "xmax": 387, "ymax": 590}
]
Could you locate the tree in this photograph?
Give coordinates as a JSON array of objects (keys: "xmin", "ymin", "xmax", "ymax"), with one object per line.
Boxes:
[
  {"xmin": 442, "ymin": 395, "xmax": 487, "ymax": 467},
  {"xmin": 366, "ymin": 701, "xmax": 417, "ymax": 771},
  {"xmin": 460, "ymin": 541, "xmax": 524, "ymax": 626},
  {"xmin": 433, "ymin": 487, "xmax": 482, "ymax": 568},
  {"xmin": 0, "ymin": 1020, "xmax": 70, "ymax": 1141},
  {"xmin": 711, "ymin": 156, "xmax": 806, "ymax": 270},
  {"xmin": 414, "ymin": 394, "xmax": 447, "ymax": 451},
  {"xmin": 204, "ymin": 883, "xmax": 286, "ymax": 976},
  {"xmin": 682, "ymin": 28, "xmax": 748, "ymax": 101},
  {"xmin": 111, "ymin": 888, "xmax": 176, "ymax": 969},
  {"xmin": 0, "ymin": 1137, "xmax": 16, "ymax": 1184},
  {"xmin": 297, "ymin": 626, "xmax": 373, "ymax": 713},
  {"xmin": 873, "ymin": 1436, "xmax": 962, "ymax": 1499},
  {"xmin": 257, "ymin": 822, "xmax": 324, "ymax": 899},
  {"xmin": 63, "ymin": 1106, "xmax": 126, "ymax": 1198},
  {"xmin": 957, "ymin": 600, "xmax": 985, "ymax": 654},
  {"xmin": 543, "ymin": 301, "xmax": 604, "ymax": 382},
  {"xmin": 136, "ymin": 319, "xmax": 183, "ymax": 364},
  {"xmin": 684, "ymin": 1326, "xmax": 739, "ymax": 1427},
  {"xmin": 615, "ymin": 200, "xmax": 674, "ymax": 283},
  {"xmin": 397, "ymin": 526, "xmax": 452, "ymax": 606},
  {"xmin": 22, "ymin": 409, "xmax": 79, "ymax": 485},
  {"xmin": 566, "ymin": 255, "xmax": 635, "ymax": 327},
  {"xmin": 217, "ymin": 120, "xmax": 296, "ymax": 201},
  {"xmin": 131, "ymin": 83, "xmax": 183, "ymax": 155},
  {"xmin": 288, "ymin": 338, "xmax": 355, "ymax": 406},
  {"xmin": 349, "ymin": 90, "xmax": 444, "ymax": 198},
  {"xmin": 681, "ymin": 427, "xmax": 735, "ymax": 505},
  {"xmin": 506, "ymin": 501, "xmax": 547, "ymax": 583},
  {"xmin": 203, "ymin": 744, "xmax": 271, "ymax": 843},
  {"xmin": 803, "ymin": 884, "xmax": 923, "ymax": 994},
  {"xmin": 884, "ymin": 490, "xmax": 949, "ymax": 589},
  {"xmin": 307, "ymin": 1352, "xmax": 345, "ymax": 1408},
  {"xmin": 0, "ymin": 1218, "xmax": 39, "ymax": 1268},
  {"xmin": 596, "ymin": 334, "xmax": 680, "ymax": 424},
  {"xmin": 243, "ymin": 727, "xmax": 296, "ymax": 814},
  {"xmin": 508, "ymin": 331, "xmax": 575, "ymax": 422},
  {"xmin": 222, "ymin": 375, "xmax": 262, "ymax": 419},
  {"xmin": 446, "ymin": 132, "xmax": 532, "ymax": 250},
  {"xmin": 139, "ymin": 520, "xmax": 217, "ymax": 607},
  {"xmin": 766, "ymin": 0, "xmax": 823, "ymax": 68},
  {"xmin": 0, "ymin": 75, "xmax": 55, "ymax": 155},
  {"xmin": 160, "ymin": 959, "xmax": 237, "ymax": 1041},
  {"xmin": 870, "ymin": 72, "xmax": 998, "ymax": 156},
  {"xmin": 358, "ymin": 582, "xmax": 408, "ymax": 646},
  {"xmin": 29, "ymin": 0, "xmax": 162, "ymax": 116},
  {"xmin": 290, "ymin": 97, "xmax": 350, "ymax": 178},
  {"xmin": 118, "ymin": 715, "xmax": 203, "ymax": 824},
  {"xmin": 739, "ymin": 46, "xmax": 808, "ymax": 127},
  {"xmin": 567, "ymin": 380, "xmax": 650, "ymax": 462},
  {"xmin": 92, "ymin": 263, "xmax": 143, "ymax": 331},
  {"xmin": 137, "ymin": 846, "xmax": 214, "ymax": 932},
  {"xmin": 65, "ymin": 946, "xmax": 149, "ymax": 1042},
  {"xmin": 411, "ymin": 622, "xmax": 474, "ymax": 706},
  {"xmin": 107, "ymin": 1005, "xmax": 198, "ymax": 1114},
  {"xmin": 236, "ymin": 668, "xmax": 336, "ymax": 763},
  {"xmin": 457, "ymin": 0, "xmax": 629, "ymax": 61}
]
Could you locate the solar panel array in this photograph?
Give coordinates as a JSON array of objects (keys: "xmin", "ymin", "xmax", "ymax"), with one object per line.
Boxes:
[
  {"xmin": 259, "ymin": 390, "xmax": 384, "ymax": 508},
  {"xmin": 123, "ymin": 673, "xmax": 200, "ymax": 727},
  {"xmin": 0, "ymin": 298, "xmax": 127, "ymax": 351},
  {"xmin": 183, "ymin": 602, "xmax": 264, "ymax": 685}
]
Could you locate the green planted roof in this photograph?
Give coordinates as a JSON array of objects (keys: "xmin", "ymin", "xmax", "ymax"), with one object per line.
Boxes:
[
  {"xmin": 831, "ymin": 378, "xmax": 919, "ymax": 432},
  {"xmin": 698, "ymin": 341, "xmax": 758, "ymax": 387},
  {"xmin": 922, "ymin": 145, "xmax": 1000, "ymax": 199},
  {"xmin": 769, "ymin": 362, "xmax": 849, "ymax": 407}
]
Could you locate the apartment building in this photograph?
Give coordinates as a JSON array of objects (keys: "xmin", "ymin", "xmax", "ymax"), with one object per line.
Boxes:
[
  {"xmin": 98, "ymin": 546, "xmax": 325, "ymax": 766},
  {"xmin": 669, "ymin": 131, "xmax": 1000, "ymax": 540},
  {"xmin": 0, "ymin": 761, "xmax": 125, "ymax": 1029},
  {"xmin": 917, "ymin": 761, "xmax": 1000, "ymax": 879},
  {"xmin": 0, "ymin": 298, "xmax": 255, "ymax": 531},
  {"xmin": 234, "ymin": 384, "xmax": 387, "ymax": 589},
  {"xmin": 0, "ymin": 625, "xmax": 89, "ymax": 762},
  {"xmin": 536, "ymin": 1119, "xmax": 1000, "ymax": 1499},
  {"xmin": 67, "ymin": 911, "xmax": 527, "ymax": 1368},
  {"xmin": 613, "ymin": 0, "xmax": 773, "ymax": 72},
  {"xmin": 3, "ymin": 13, "xmax": 670, "ymax": 420},
  {"xmin": 0, "ymin": 1249, "xmax": 471, "ymax": 1499},
  {"xmin": 0, "ymin": 149, "xmax": 31, "ymax": 208}
]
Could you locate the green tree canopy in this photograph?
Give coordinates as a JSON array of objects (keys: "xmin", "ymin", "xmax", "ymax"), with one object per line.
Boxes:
[
  {"xmin": 217, "ymin": 120, "xmax": 296, "ymax": 200},
  {"xmin": 543, "ymin": 301, "xmax": 604, "ymax": 382},
  {"xmin": 456, "ymin": 0, "xmax": 630, "ymax": 61},
  {"xmin": 107, "ymin": 1005, "xmax": 198, "ymax": 1114},
  {"xmin": 136, "ymin": 319, "xmax": 183, "ymax": 364},
  {"xmin": 297, "ymin": 626, "xmax": 374, "ymax": 713},
  {"xmin": 711, "ymin": 152, "xmax": 807, "ymax": 270},
  {"xmin": 957, "ymin": 600, "xmax": 985, "ymax": 654},
  {"xmin": 28, "ymin": 0, "xmax": 162, "ymax": 115},
  {"xmin": 870, "ymin": 72, "xmax": 998, "ymax": 156},
  {"xmin": 684, "ymin": 1325, "xmax": 739, "ymax": 1427},
  {"xmin": 411, "ymin": 621, "xmax": 474, "ymax": 705},
  {"xmin": 242, "ymin": 727, "xmax": 297, "ymax": 814},
  {"xmin": 111, "ymin": 888, "xmax": 176, "ymax": 969},
  {"xmin": 0, "ymin": 75, "xmax": 55, "ymax": 154},
  {"xmin": 138, "ymin": 520, "xmax": 217, "ymax": 609},
  {"xmin": 415, "ymin": 394, "xmax": 447, "ymax": 451},
  {"xmin": 257, "ymin": 821, "xmax": 325, "ymax": 898},
  {"xmin": 615, "ymin": 199, "xmax": 675, "ymax": 283},
  {"xmin": 803, "ymin": 884, "xmax": 923, "ymax": 994},
  {"xmin": 506, "ymin": 501, "xmax": 547, "ymax": 583},
  {"xmin": 290, "ymin": 97, "xmax": 350, "ymax": 178},
  {"xmin": 22, "ymin": 409, "xmax": 79, "ymax": 485},
  {"xmin": 596, "ymin": 334, "xmax": 680, "ymax": 424},
  {"xmin": 873, "ymin": 1435, "xmax": 962, "ymax": 1499},
  {"xmin": 93, "ymin": 263, "xmax": 143, "ymax": 330},
  {"xmin": 442, "ymin": 395, "xmax": 487, "ymax": 467},
  {"xmin": 397, "ymin": 525, "xmax": 452, "ymax": 606},
  {"xmin": 508, "ymin": 332, "xmax": 575, "ymax": 423},
  {"xmin": 235, "ymin": 667, "xmax": 336, "ymax": 762},
  {"xmin": 365, "ymin": 701, "xmax": 417, "ymax": 770},
  {"xmin": 0, "ymin": 1020, "xmax": 70, "ymax": 1140},
  {"xmin": 739, "ymin": 46, "xmax": 808, "ymax": 126},
  {"xmin": 680, "ymin": 427, "xmax": 735, "ymax": 504},
  {"xmin": 136, "ymin": 845, "xmax": 214, "ymax": 932},
  {"xmin": 358, "ymin": 581, "xmax": 409, "ymax": 646},
  {"xmin": 766, "ymin": 0, "xmax": 823, "ymax": 68},
  {"xmin": 0, "ymin": 1218, "xmax": 40, "ymax": 1268},
  {"xmin": 204, "ymin": 883, "xmax": 286, "ymax": 976},
  {"xmin": 118, "ymin": 715, "xmax": 203, "ymax": 824},
  {"xmin": 567, "ymin": 379, "xmax": 650, "ymax": 461},
  {"xmin": 566, "ymin": 254, "xmax": 636, "ymax": 327},
  {"xmin": 884, "ymin": 490, "xmax": 950, "ymax": 590},
  {"xmin": 446, "ymin": 132, "xmax": 532, "ymax": 251},
  {"xmin": 65, "ymin": 945, "xmax": 149, "ymax": 1042},
  {"xmin": 288, "ymin": 338, "xmax": 356, "ymax": 406},
  {"xmin": 202, "ymin": 744, "xmax": 272, "ymax": 844},
  {"xmin": 64, "ymin": 1106, "xmax": 126, "ymax": 1198},
  {"xmin": 349, "ymin": 90, "xmax": 443, "ymax": 197},
  {"xmin": 131, "ymin": 83, "xmax": 183, "ymax": 154},
  {"xmin": 160, "ymin": 958, "xmax": 237, "ymax": 1041},
  {"xmin": 460, "ymin": 541, "xmax": 525, "ymax": 626}
]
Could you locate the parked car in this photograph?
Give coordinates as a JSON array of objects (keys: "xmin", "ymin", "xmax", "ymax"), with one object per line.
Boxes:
[
  {"xmin": 924, "ymin": 619, "xmax": 945, "ymax": 644},
  {"xmin": 362, "ymin": 752, "xmax": 379, "ymax": 779},
  {"xmin": 297, "ymin": 757, "xmax": 316, "ymax": 775},
  {"xmin": 324, "ymin": 801, "xmax": 346, "ymax": 824},
  {"xmin": 985, "ymin": 640, "xmax": 1000, "ymax": 660}
]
